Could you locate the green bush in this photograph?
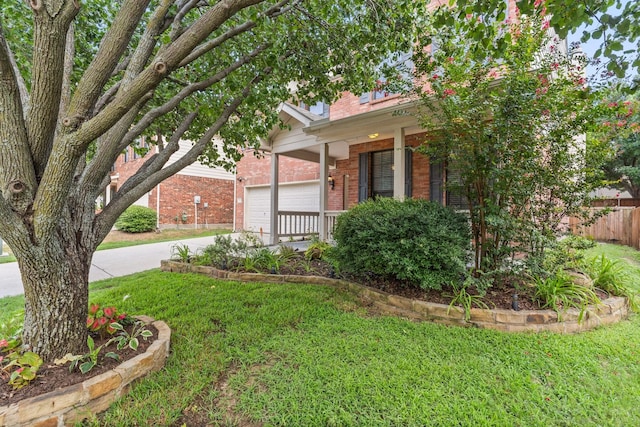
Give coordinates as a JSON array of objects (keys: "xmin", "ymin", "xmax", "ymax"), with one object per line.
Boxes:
[
  {"xmin": 333, "ymin": 198, "xmax": 470, "ymax": 290},
  {"xmin": 114, "ymin": 206, "xmax": 157, "ymax": 233}
]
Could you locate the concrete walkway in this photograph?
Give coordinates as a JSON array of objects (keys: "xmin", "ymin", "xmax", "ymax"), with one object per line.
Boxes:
[{"xmin": 0, "ymin": 234, "xmax": 310, "ymax": 299}]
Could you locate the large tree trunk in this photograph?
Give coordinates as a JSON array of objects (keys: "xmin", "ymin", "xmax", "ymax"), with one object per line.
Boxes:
[{"xmin": 18, "ymin": 238, "xmax": 91, "ymax": 362}]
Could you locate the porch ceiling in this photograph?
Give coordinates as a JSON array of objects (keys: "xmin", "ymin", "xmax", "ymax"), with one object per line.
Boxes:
[{"xmin": 265, "ymin": 100, "xmax": 423, "ymax": 164}]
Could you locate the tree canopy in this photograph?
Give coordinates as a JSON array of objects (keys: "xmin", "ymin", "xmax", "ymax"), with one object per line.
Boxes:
[{"xmin": 0, "ymin": 0, "xmax": 422, "ymax": 361}]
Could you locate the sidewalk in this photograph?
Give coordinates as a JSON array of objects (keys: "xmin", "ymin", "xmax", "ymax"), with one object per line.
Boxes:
[{"xmin": 0, "ymin": 233, "xmax": 311, "ymax": 298}]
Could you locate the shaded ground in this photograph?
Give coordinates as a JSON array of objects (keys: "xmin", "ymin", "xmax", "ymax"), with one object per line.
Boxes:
[{"xmin": 223, "ymin": 253, "xmax": 556, "ymax": 311}]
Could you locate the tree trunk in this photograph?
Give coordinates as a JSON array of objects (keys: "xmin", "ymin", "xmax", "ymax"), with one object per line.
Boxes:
[{"xmin": 18, "ymin": 241, "xmax": 90, "ymax": 362}]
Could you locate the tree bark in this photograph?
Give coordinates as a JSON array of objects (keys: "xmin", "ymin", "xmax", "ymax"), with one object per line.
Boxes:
[{"xmin": 17, "ymin": 233, "xmax": 91, "ymax": 362}]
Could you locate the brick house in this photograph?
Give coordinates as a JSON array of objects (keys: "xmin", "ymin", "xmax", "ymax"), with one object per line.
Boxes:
[
  {"xmin": 233, "ymin": 1, "xmax": 578, "ymax": 244},
  {"xmin": 109, "ymin": 139, "xmax": 234, "ymax": 229}
]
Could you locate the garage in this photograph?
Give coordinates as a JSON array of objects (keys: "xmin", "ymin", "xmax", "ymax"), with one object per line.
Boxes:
[{"xmin": 244, "ymin": 181, "xmax": 319, "ymax": 233}]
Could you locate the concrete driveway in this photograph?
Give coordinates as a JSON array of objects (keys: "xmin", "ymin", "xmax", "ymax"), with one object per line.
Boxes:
[{"xmin": 0, "ymin": 236, "xmax": 221, "ymax": 299}]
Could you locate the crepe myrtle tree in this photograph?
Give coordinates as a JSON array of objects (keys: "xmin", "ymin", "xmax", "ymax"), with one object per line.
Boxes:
[
  {"xmin": 410, "ymin": 4, "xmax": 610, "ymax": 273},
  {"xmin": 0, "ymin": 0, "xmax": 425, "ymax": 361}
]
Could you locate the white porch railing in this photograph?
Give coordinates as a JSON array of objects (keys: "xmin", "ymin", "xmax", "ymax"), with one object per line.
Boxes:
[
  {"xmin": 276, "ymin": 210, "xmax": 346, "ymax": 241},
  {"xmin": 324, "ymin": 210, "xmax": 346, "ymax": 241},
  {"xmin": 278, "ymin": 211, "xmax": 319, "ymax": 238}
]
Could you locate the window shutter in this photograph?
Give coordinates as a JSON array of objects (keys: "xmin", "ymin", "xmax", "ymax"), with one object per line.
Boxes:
[
  {"xmin": 358, "ymin": 153, "xmax": 369, "ymax": 202},
  {"xmin": 359, "ymin": 92, "xmax": 370, "ymax": 104},
  {"xmin": 405, "ymin": 149, "xmax": 412, "ymax": 197},
  {"xmin": 430, "ymin": 162, "xmax": 443, "ymax": 204}
]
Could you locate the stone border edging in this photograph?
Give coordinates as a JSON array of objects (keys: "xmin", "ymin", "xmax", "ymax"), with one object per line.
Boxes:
[
  {"xmin": 0, "ymin": 318, "xmax": 171, "ymax": 427},
  {"xmin": 161, "ymin": 260, "xmax": 629, "ymax": 333}
]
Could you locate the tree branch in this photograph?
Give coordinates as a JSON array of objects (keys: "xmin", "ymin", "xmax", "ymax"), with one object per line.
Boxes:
[
  {"xmin": 178, "ymin": 0, "xmax": 293, "ymax": 68},
  {"xmin": 0, "ymin": 23, "xmax": 37, "ymax": 209},
  {"xmin": 65, "ymin": 0, "xmax": 151, "ymax": 130},
  {"xmin": 56, "ymin": 23, "xmax": 75, "ymax": 138},
  {"xmin": 98, "ymin": 65, "xmax": 272, "ymax": 234},
  {"xmin": 124, "ymin": 42, "xmax": 270, "ymax": 146},
  {"xmin": 169, "ymin": 0, "xmax": 202, "ymax": 42},
  {"xmin": 27, "ymin": 0, "xmax": 80, "ymax": 180},
  {"xmin": 73, "ymin": 0, "xmax": 265, "ymax": 148}
]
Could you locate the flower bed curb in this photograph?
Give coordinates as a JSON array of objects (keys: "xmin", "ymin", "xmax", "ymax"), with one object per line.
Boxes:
[
  {"xmin": 0, "ymin": 318, "xmax": 171, "ymax": 427},
  {"xmin": 161, "ymin": 260, "xmax": 629, "ymax": 333}
]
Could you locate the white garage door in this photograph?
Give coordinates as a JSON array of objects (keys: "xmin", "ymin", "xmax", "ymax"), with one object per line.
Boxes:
[{"xmin": 245, "ymin": 181, "xmax": 319, "ymax": 233}]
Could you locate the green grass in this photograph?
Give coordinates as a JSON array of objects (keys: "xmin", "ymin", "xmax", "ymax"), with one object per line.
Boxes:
[{"xmin": 2, "ymin": 245, "xmax": 640, "ymax": 425}]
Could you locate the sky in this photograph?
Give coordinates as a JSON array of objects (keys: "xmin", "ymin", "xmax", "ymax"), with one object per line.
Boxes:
[{"xmin": 566, "ymin": 1, "xmax": 636, "ymax": 82}]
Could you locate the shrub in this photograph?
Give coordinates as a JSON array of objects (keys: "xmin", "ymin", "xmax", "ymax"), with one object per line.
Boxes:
[
  {"xmin": 332, "ymin": 198, "xmax": 470, "ymax": 290},
  {"xmin": 115, "ymin": 205, "xmax": 157, "ymax": 233}
]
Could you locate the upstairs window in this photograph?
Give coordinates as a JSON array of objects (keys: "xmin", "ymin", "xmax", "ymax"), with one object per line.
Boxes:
[
  {"xmin": 360, "ymin": 51, "xmax": 413, "ymax": 104},
  {"xmin": 300, "ymin": 100, "xmax": 329, "ymax": 118}
]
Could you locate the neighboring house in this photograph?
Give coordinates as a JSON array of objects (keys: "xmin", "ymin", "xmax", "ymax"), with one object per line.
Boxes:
[{"xmin": 108, "ymin": 138, "xmax": 234, "ymax": 229}]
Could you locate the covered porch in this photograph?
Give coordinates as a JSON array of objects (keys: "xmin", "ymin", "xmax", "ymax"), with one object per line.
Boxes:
[{"xmin": 263, "ymin": 101, "xmax": 422, "ymax": 244}]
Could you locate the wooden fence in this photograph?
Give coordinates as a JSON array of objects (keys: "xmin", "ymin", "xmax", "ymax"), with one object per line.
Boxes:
[{"xmin": 570, "ymin": 207, "xmax": 640, "ymax": 250}]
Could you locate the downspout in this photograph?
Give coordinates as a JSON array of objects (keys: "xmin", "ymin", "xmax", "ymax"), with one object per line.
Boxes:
[{"xmin": 233, "ymin": 174, "xmax": 237, "ymax": 232}]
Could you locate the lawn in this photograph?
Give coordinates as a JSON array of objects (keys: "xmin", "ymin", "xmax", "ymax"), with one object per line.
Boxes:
[{"xmin": 1, "ymin": 244, "xmax": 639, "ymax": 426}]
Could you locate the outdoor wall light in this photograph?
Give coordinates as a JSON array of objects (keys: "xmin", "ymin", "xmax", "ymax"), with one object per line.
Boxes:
[
  {"xmin": 368, "ymin": 133, "xmax": 379, "ymax": 139},
  {"xmin": 328, "ymin": 175, "xmax": 335, "ymax": 190}
]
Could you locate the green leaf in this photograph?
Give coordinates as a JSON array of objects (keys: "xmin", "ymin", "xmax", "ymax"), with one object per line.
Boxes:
[
  {"xmin": 110, "ymin": 322, "xmax": 124, "ymax": 331},
  {"xmin": 140, "ymin": 330, "xmax": 153, "ymax": 338},
  {"xmin": 105, "ymin": 352, "xmax": 120, "ymax": 361},
  {"xmin": 129, "ymin": 338, "xmax": 139, "ymax": 351},
  {"xmin": 80, "ymin": 361, "xmax": 95, "ymax": 374}
]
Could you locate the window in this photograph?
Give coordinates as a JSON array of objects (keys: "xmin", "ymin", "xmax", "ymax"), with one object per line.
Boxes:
[
  {"xmin": 358, "ymin": 149, "xmax": 412, "ymax": 202},
  {"xmin": 300, "ymin": 100, "xmax": 329, "ymax": 118},
  {"xmin": 123, "ymin": 148, "xmax": 129, "ymax": 163},
  {"xmin": 429, "ymin": 162, "xmax": 468, "ymax": 210},
  {"xmin": 360, "ymin": 51, "xmax": 413, "ymax": 104},
  {"xmin": 371, "ymin": 150, "xmax": 394, "ymax": 197}
]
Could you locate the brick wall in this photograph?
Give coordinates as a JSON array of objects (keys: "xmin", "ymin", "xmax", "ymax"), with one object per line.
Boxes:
[
  {"xmin": 329, "ymin": 93, "xmax": 404, "ymax": 121},
  {"xmin": 148, "ymin": 174, "xmax": 233, "ymax": 227}
]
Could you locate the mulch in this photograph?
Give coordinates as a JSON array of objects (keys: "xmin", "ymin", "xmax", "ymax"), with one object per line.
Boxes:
[{"xmin": 1, "ymin": 324, "xmax": 158, "ymax": 407}]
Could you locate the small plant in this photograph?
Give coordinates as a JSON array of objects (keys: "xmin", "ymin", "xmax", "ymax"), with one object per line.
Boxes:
[
  {"xmin": 1, "ymin": 339, "xmax": 43, "ymax": 390},
  {"xmin": 587, "ymin": 255, "xmax": 638, "ymax": 312},
  {"xmin": 109, "ymin": 320, "xmax": 153, "ymax": 351},
  {"xmin": 87, "ymin": 303, "xmax": 128, "ymax": 339},
  {"xmin": 252, "ymin": 247, "xmax": 281, "ymax": 272},
  {"xmin": 534, "ymin": 272, "xmax": 601, "ymax": 321},
  {"xmin": 115, "ymin": 205, "xmax": 157, "ymax": 233},
  {"xmin": 304, "ymin": 239, "xmax": 332, "ymax": 261},
  {"xmin": 171, "ymin": 243, "xmax": 192, "ymax": 262},
  {"xmin": 68, "ymin": 335, "xmax": 119, "ymax": 374},
  {"xmin": 445, "ymin": 280, "xmax": 490, "ymax": 321}
]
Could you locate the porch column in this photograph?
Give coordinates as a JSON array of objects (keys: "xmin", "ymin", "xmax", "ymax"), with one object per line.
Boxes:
[
  {"xmin": 319, "ymin": 143, "xmax": 329, "ymax": 241},
  {"xmin": 269, "ymin": 153, "xmax": 280, "ymax": 245},
  {"xmin": 393, "ymin": 127, "xmax": 406, "ymax": 200}
]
